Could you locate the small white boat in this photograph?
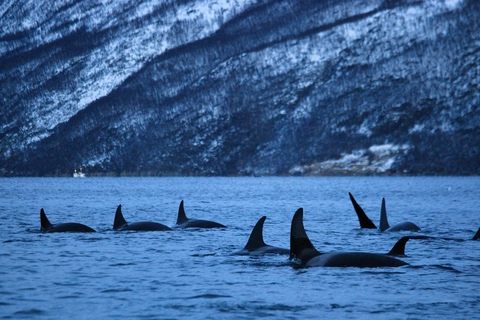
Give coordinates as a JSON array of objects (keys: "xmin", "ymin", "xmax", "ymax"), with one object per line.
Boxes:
[{"xmin": 73, "ymin": 167, "xmax": 86, "ymax": 178}]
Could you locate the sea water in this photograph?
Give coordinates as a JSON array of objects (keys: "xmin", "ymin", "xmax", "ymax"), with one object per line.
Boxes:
[{"xmin": 1, "ymin": 176, "xmax": 479, "ymax": 319}]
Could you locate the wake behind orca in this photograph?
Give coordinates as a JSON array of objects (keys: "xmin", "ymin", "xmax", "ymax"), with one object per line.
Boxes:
[
  {"xmin": 174, "ymin": 200, "xmax": 226, "ymax": 229},
  {"xmin": 231, "ymin": 216, "xmax": 289, "ymax": 255},
  {"xmin": 113, "ymin": 205, "xmax": 172, "ymax": 231},
  {"xmin": 290, "ymin": 208, "xmax": 409, "ymax": 268},
  {"xmin": 40, "ymin": 209, "xmax": 96, "ymax": 233},
  {"xmin": 406, "ymin": 227, "xmax": 480, "ymax": 242},
  {"xmin": 349, "ymin": 193, "xmax": 420, "ymax": 232}
]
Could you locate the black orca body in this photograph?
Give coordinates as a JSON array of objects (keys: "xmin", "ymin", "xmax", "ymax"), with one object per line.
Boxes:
[
  {"xmin": 349, "ymin": 193, "xmax": 420, "ymax": 232},
  {"xmin": 290, "ymin": 208, "xmax": 409, "ymax": 268},
  {"xmin": 113, "ymin": 205, "xmax": 172, "ymax": 231},
  {"xmin": 40, "ymin": 209, "xmax": 96, "ymax": 233},
  {"xmin": 174, "ymin": 201, "xmax": 226, "ymax": 229},
  {"xmin": 232, "ymin": 216, "xmax": 289, "ymax": 255}
]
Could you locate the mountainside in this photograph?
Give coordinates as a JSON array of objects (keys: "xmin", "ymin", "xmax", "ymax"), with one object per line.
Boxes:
[{"xmin": 1, "ymin": 0, "xmax": 479, "ymax": 176}]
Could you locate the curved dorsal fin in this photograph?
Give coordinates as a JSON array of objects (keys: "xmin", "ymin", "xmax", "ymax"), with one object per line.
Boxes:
[
  {"xmin": 473, "ymin": 227, "xmax": 480, "ymax": 240},
  {"xmin": 290, "ymin": 208, "xmax": 320, "ymax": 263},
  {"xmin": 386, "ymin": 236, "xmax": 410, "ymax": 256},
  {"xmin": 349, "ymin": 193, "xmax": 377, "ymax": 229},
  {"xmin": 113, "ymin": 205, "xmax": 127, "ymax": 229},
  {"xmin": 244, "ymin": 216, "xmax": 267, "ymax": 250},
  {"xmin": 40, "ymin": 208, "xmax": 53, "ymax": 231},
  {"xmin": 379, "ymin": 198, "xmax": 390, "ymax": 232},
  {"xmin": 176, "ymin": 200, "xmax": 188, "ymax": 224}
]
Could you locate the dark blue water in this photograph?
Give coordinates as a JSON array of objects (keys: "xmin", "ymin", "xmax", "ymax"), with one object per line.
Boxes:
[{"xmin": 1, "ymin": 177, "xmax": 479, "ymax": 319}]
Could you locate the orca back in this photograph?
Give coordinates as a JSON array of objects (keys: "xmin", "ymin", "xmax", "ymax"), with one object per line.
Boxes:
[
  {"xmin": 308, "ymin": 252, "xmax": 408, "ymax": 268},
  {"xmin": 175, "ymin": 201, "xmax": 225, "ymax": 228},
  {"xmin": 386, "ymin": 221, "xmax": 421, "ymax": 232},
  {"xmin": 40, "ymin": 209, "xmax": 95, "ymax": 232},
  {"xmin": 49, "ymin": 223, "xmax": 96, "ymax": 233},
  {"xmin": 120, "ymin": 221, "xmax": 172, "ymax": 231}
]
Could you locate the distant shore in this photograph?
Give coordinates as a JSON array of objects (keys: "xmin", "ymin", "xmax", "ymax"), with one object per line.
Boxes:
[{"xmin": 1, "ymin": 171, "xmax": 478, "ymax": 178}]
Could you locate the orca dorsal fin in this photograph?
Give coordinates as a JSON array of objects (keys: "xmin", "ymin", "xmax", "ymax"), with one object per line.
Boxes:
[
  {"xmin": 379, "ymin": 198, "xmax": 390, "ymax": 232},
  {"xmin": 176, "ymin": 200, "xmax": 188, "ymax": 224},
  {"xmin": 113, "ymin": 205, "xmax": 127, "ymax": 229},
  {"xmin": 244, "ymin": 216, "xmax": 267, "ymax": 250},
  {"xmin": 290, "ymin": 208, "xmax": 321, "ymax": 264},
  {"xmin": 472, "ymin": 227, "xmax": 480, "ymax": 240},
  {"xmin": 40, "ymin": 208, "xmax": 53, "ymax": 231},
  {"xmin": 349, "ymin": 193, "xmax": 377, "ymax": 229},
  {"xmin": 386, "ymin": 236, "xmax": 410, "ymax": 256}
]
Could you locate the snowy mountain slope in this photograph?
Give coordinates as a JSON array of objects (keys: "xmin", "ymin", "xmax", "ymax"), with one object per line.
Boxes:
[
  {"xmin": 0, "ymin": 0, "xmax": 249, "ymax": 156},
  {"xmin": 0, "ymin": 0, "xmax": 479, "ymax": 176}
]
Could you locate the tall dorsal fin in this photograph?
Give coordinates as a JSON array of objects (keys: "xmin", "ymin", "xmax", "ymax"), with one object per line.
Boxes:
[
  {"xmin": 379, "ymin": 198, "xmax": 390, "ymax": 232},
  {"xmin": 40, "ymin": 208, "xmax": 53, "ymax": 231},
  {"xmin": 176, "ymin": 200, "xmax": 188, "ymax": 224},
  {"xmin": 472, "ymin": 227, "xmax": 480, "ymax": 240},
  {"xmin": 349, "ymin": 193, "xmax": 377, "ymax": 229},
  {"xmin": 386, "ymin": 236, "xmax": 410, "ymax": 256},
  {"xmin": 290, "ymin": 208, "xmax": 321, "ymax": 263},
  {"xmin": 113, "ymin": 205, "xmax": 127, "ymax": 229},
  {"xmin": 244, "ymin": 216, "xmax": 267, "ymax": 250}
]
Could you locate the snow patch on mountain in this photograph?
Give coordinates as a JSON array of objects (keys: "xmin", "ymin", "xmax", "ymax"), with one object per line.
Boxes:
[{"xmin": 289, "ymin": 144, "xmax": 410, "ymax": 175}]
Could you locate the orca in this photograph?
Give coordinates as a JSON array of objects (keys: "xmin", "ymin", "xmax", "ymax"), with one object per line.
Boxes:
[
  {"xmin": 231, "ymin": 216, "xmax": 289, "ymax": 255},
  {"xmin": 290, "ymin": 208, "xmax": 409, "ymax": 268},
  {"xmin": 174, "ymin": 200, "xmax": 226, "ymax": 229},
  {"xmin": 113, "ymin": 205, "xmax": 172, "ymax": 231},
  {"xmin": 40, "ymin": 208, "xmax": 96, "ymax": 233},
  {"xmin": 349, "ymin": 193, "xmax": 420, "ymax": 232}
]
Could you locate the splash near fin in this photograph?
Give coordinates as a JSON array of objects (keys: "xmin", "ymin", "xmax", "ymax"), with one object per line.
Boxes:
[
  {"xmin": 349, "ymin": 193, "xmax": 377, "ymax": 229},
  {"xmin": 290, "ymin": 208, "xmax": 320, "ymax": 264},
  {"xmin": 386, "ymin": 236, "xmax": 410, "ymax": 256},
  {"xmin": 176, "ymin": 200, "xmax": 188, "ymax": 224},
  {"xmin": 40, "ymin": 208, "xmax": 53, "ymax": 231},
  {"xmin": 244, "ymin": 216, "xmax": 267, "ymax": 250},
  {"xmin": 113, "ymin": 205, "xmax": 127, "ymax": 229},
  {"xmin": 379, "ymin": 198, "xmax": 390, "ymax": 232},
  {"xmin": 472, "ymin": 227, "xmax": 480, "ymax": 240}
]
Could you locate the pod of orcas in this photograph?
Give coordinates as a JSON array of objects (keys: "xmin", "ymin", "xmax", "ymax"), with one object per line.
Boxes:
[
  {"xmin": 349, "ymin": 192, "xmax": 421, "ymax": 232},
  {"xmin": 290, "ymin": 208, "xmax": 410, "ymax": 267},
  {"xmin": 41, "ymin": 200, "xmax": 225, "ymax": 233},
  {"xmin": 39, "ymin": 194, "xmax": 480, "ymax": 268}
]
